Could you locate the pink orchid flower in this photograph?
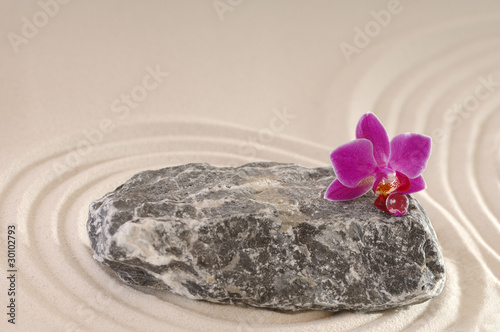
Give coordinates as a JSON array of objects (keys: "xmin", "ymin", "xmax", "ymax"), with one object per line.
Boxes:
[{"xmin": 324, "ymin": 113, "xmax": 431, "ymax": 216}]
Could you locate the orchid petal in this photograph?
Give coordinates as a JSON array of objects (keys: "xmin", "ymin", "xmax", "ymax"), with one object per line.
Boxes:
[
  {"xmin": 395, "ymin": 171, "xmax": 411, "ymax": 192},
  {"xmin": 324, "ymin": 179, "xmax": 372, "ymax": 201},
  {"xmin": 396, "ymin": 175, "xmax": 426, "ymax": 194},
  {"xmin": 330, "ymin": 139, "xmax": 378, "ymax": 188},
  {"xmin": 356, "ymin": 113, "xmax": 390, "ymax": 167},
  {"xmin": 388, "ymin": 133, "xmax": 431, "ymax": 178},
  {"xmin": 372, "ymin": 172, "xmax": 386, "ymax": 193}
]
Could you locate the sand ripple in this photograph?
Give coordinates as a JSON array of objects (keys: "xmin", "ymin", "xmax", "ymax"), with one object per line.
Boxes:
[{"xmin": 2, "ymin": 15, "xmax": 500, "ymax": 332}]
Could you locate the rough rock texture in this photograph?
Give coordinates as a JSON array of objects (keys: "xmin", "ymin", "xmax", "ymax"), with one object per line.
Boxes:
[{"xmin": 87, "ymin": 162, "xmax": 446, "ymax": 312}]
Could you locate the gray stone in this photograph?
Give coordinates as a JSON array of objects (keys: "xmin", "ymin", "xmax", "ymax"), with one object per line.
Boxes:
[{"xmin": 87, "ymin": 162, "xmax": 446, "ymax": 312}]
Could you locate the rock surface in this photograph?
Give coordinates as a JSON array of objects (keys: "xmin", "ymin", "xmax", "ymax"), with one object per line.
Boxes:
[{"xmin": 87, "ymin": 162, "xmax": 446, "ymax": 312}]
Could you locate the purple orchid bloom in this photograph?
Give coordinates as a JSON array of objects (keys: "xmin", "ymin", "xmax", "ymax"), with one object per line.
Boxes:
[{"xmin": 324, "ymin": 113, "xmax": 431, "ymax": 216}]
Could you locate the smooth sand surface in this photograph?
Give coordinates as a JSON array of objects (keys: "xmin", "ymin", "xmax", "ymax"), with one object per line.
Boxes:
[{"xmin": 1, "ymin": 1, "xmax": 500, "ymax": 331}]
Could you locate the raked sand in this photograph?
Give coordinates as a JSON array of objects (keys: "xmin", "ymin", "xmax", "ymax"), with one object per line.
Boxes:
[{"xmin": 1, "ymin": 1, "xmax": 500, "ymax": 331}]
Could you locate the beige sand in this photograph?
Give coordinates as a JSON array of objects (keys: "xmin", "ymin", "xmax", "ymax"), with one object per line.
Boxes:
[{"xmin": 1, "ymin": 1, "xmax": 500, "ymax": 331}]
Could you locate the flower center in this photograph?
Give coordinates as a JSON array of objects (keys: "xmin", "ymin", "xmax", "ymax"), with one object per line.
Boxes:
[{"xmin": 375, "ymin": 172, "xmax": 398, "ymax": 195}]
